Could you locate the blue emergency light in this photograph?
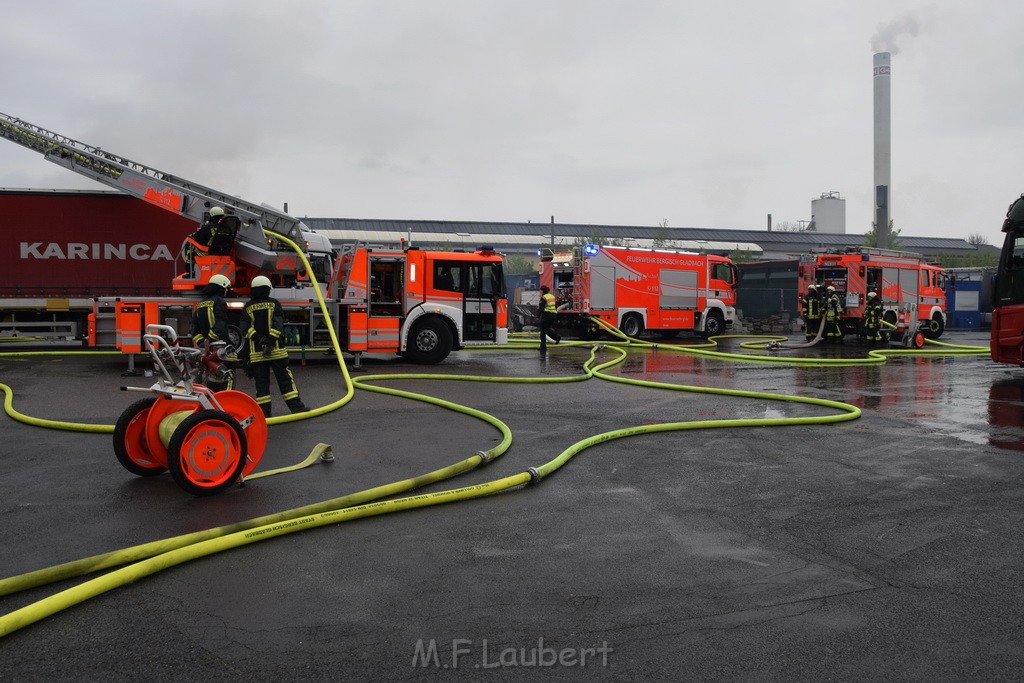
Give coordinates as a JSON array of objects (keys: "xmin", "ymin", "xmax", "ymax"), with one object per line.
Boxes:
[{"xmin": 584, "ymin": 244, "xmax": 600, "ymax": 256}]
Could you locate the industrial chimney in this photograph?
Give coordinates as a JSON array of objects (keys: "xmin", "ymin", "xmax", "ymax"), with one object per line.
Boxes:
[{"xmin": 873, "ymin": 52, "xmax": 891, "ymax": 249}]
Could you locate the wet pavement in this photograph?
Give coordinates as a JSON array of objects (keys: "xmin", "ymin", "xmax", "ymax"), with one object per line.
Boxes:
[{"xmin": 2, "ymin": 330, "xmax": 1024, "ymax": 680}]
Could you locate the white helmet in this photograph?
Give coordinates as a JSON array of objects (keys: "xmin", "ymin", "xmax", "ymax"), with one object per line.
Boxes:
[
  {"xmin": 868, "ymin": 291, "xmax": 877, "ymax": 298},
  {"xmin": 807, "ymin": 284, "xmax": 817, "ymax": 290},
  {"xmin": 827, "ymin": 285, "xmax": 836, "ymax": 292},
  {"xmin": 208, "ymin": 274, "xmax": 232, "ymax": 289},
  {"xmin": 209, "ymin": 206, "xmax": 225, "ymax": 217},
  {"xmin": 251, "ymin": 275, "xmax": 272, "ymax": 289}
]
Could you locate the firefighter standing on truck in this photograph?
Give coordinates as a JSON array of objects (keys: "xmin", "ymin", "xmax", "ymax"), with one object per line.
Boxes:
[
  {"xmin": 823, "ymin": 285, "xmax": 844, "ymax": 343},
  {"xmin": 802, "ymin": 283, "xmax": 822, "ymax": 342},
  {"xmin": 863, "ymin": 291, "xmax": 883, "ymax": 345},
  {"xmin": 189, "ymin": 273, "xmax": 235, "ymax": 390},
  {"xmin": 240, "ymin": 275, "xmax": 306, "ymax": 417}
]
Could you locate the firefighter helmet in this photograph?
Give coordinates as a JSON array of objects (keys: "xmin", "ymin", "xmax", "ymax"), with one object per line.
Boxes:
[
  {"xmin": 868, "ymin": 291, "xmax": 877, "ymax": 298},
  {"xmin": 209, "ymin": 206, "xmax": 226, "ymax": 217},
  {"xmin": 827, "ymin": 285, "xmax": 835, "ymax": 292},
  {"xmin": 807, "ymin": 283, "xmax": 817, "ymax": 290},
  {"xmin": 251, "ymin": 275, "xmax": 272, "ymax": 289},
  {"xmin": 209, "ymin": 274, "xmax": 232, "ymax": 290}
]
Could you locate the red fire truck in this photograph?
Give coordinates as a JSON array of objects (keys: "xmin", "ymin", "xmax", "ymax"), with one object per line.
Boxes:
[
  {"xmin": 0, "ymin": 113, "xmax": 507, "ymax": 365},
  {"xmin": 539, "ymin": 244, "xmax": 738, "ymax": 338},
  {"xmin": 798, "ymin": 247, "xmax": 948, "ymax": 339},
  {"xmin": 991, "ymin": 193, "xmax": 1024, "ymax": 365}
]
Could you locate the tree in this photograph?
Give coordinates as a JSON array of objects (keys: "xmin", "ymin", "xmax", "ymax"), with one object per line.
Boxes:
[
  {"xmin": 966, "ymin": 232, "xmax": 991, "ymax": 246},
  {"xmin": 503, "ymin": 253, "xmax": 538, "ymax": 276},
  {"xmin": 935, "ymin": 252, "xmax": 997, "ymax": 268},
  {"xmin": 729, "ymin": 248, "xmax": 757, "ymax": 263},
  {"xmin": 774, "ymin": 221, "xmax": 810, "ymax": 232},
  {"xmin": 572, "ymin": 229, "xmax": 624, "ymax": 247},
  {"xmin": 652, "ymin": 219, "xmax": 676, "ymax": 249},
  {"xmin": 864, "ymin": 219, "xmax": 902, "ymax": 249}
]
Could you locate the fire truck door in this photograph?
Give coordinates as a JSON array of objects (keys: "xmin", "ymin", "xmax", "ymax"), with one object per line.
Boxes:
[
  {"xmin": 368, "ymin": 257, "xmax": 404, "ymax": 317},
  {"xmin": 899, "ymin": 269, "xmax": 919, "ymax": 308},
  {"xmin": 660, "ymin": 270, "xmax": 698, "ymax": 308},
  {"xmin": 881, "ymin": 267, "xmax": 899, "ymax": 304},
  {"xmin": 463, "ymin": 262, "xmax": 502, "ymax": 342},
  {"xmin": 591, "ymin": 266, "xmax": 615, "ymax": 310},
  {"xmin": 866, "ymin": 267, "xmax": 882, "ymax": 295}
]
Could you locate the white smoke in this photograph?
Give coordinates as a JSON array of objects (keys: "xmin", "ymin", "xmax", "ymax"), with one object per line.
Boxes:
[{"xmin": 871, "ymin": 14, "xmax": 920, "ymax": 55}]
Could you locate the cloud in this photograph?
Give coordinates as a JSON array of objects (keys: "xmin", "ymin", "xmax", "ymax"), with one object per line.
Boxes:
[
  {"xmin": 1, "ymin": 1, "xmax": 1022, "ymax": 245},
  {"xmin": 871, "ymin": 13, "xmax": 920, "ymax": 55}
]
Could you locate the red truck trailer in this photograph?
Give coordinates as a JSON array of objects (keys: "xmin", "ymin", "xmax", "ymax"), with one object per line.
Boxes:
[{"xmin": 0, "ymin": 189, "xmax": 194, "ymax": 342}]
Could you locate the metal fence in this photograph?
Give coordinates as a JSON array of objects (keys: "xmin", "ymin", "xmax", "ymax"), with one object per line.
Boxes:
[{"xmin": 736, "ymin": 287, "xmax": 800, "ymax": 319}]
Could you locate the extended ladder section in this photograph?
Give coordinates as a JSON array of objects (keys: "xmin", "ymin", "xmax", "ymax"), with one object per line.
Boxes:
[{"xmin": 0, "ymin": 111, "xmax": 308, "ymax": 271}]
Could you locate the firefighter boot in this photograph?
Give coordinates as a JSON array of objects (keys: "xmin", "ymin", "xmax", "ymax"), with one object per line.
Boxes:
[{"xmin": 286, "ymin": 398, "xmax": 307, "ymax": 414}]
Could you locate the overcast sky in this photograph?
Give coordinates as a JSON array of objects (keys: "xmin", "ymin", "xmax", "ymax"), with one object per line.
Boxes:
[{"xmin": 1, "ymin": 1, "xmax": 1021, "ymax": 244}]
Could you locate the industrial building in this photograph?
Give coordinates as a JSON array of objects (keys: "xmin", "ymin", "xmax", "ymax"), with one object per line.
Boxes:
[{"xmin": 304, "ymin": 216, "xmax": 992, "ymax": 261}]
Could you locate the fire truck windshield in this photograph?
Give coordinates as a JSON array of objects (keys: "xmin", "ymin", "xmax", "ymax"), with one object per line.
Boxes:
[{"xmin": 995, "ymin": 225, "xmax": 1024, "ymax": 308}]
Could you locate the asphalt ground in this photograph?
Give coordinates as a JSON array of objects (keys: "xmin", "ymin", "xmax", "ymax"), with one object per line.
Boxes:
[{"xmin": 1, "ymin": 330, "xmax": 1023, "ymax": 681}]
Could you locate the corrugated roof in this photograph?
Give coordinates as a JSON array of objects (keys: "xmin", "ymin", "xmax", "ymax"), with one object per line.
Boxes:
[{"xmin": 303, "ymin": 218, "xmax": 979, "ymax": 255}]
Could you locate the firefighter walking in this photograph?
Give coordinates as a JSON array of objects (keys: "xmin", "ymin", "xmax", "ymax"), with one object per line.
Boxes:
[
  {"xmin": 823, "ymin": 285, "xmax": 844, "ymax": 343},
  {"xmin": 240, "ymin": 275, "xmax": 307, "ymax": 416},
  {"xmin": 863, "ymin": 291, "xmax": 884, "ymax": 345},
  {"xmin": 189, "ymin": 273, "xmax": 235, "ymax": 390},
  {"xmin": 802, "ymin": 283, "xmax": 822, "ymax": 342},
  {"xmin": 537, "ymin": 285, "xmax": 561, "ymax": 352}
]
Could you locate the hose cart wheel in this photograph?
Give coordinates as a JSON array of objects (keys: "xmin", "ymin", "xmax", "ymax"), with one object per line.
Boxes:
[
  {"xmin": 112, "ymin": 397, "xmax": 167, "ymax": 476},
  {"xmin": 166, "ymin": 410, "xmax": 248, "ymax": 496},
  {"xmin": 209, "ymin": 390, "xmax": 268, "ymax": 476}
]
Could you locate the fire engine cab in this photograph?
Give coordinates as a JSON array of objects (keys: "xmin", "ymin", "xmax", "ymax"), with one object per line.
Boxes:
[
  {"xmin": 539, "ymin": 244, "xmax": 738, "ymax": 339},
  {"xmin": 798, "ymin": 247, "xmax": 948, "ymax": 339}
]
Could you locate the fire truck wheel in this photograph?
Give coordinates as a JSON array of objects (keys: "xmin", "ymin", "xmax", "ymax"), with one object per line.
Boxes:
[
  {"xmin": 620, "ymin": 314, "xmax": 644, "ymax": 338},
  {"xmin": 166, "ymin": 410, "xmax": 248, "ymax": 496},
  {"xmin": 113, "ymin": 397, "xmax": 167, "ymax": 476},
  {"xmin": 226, "ymin": 325, "xmax": 245, "ymax": 353},
  {"xmin": 701, "ymin": 310, "xmax": 725, "ymax": 339},
  {"xmin": 404, "ymin": 317, "xmax": 453, "ymax": 364},
  {"xmin": 924, "ymin": 314, "xmax": 945, "ymax": 339}
]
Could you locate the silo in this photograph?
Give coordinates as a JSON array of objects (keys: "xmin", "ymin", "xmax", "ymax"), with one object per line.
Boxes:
[{"xmin": 811, "ymin": 191, "xmax": 846, "ymax": 233}]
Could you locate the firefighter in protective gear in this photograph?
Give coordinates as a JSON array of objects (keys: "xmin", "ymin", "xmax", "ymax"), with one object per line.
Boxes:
[
  {"xmin": 189, "ymin": 273, "xmax": 235, "ymax": 390},
  {"xmin": 802, "ymin": 283, "xmax": 822, "ymax": 342},
  {"xmin": 189, "ymin": 206, "xmax": 236, "ymax": 260},
  {"xmin": 863, "ymin": 291, "xmax": 884, "ymax": 345},
  {"xmin": 240, "ymin": 275, "xmax": 306, "ymax": 416},
  {"xmin": 537, "ymin": 285, "xmax": 561, "ymax": 351},
  {"xmin": 823, "ymin": 285, "xmax": 844, "ymax": 343}
]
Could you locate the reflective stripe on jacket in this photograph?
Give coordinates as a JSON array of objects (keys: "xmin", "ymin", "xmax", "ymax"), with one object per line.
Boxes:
[{"xmin": 241, "ymin": 297, "xmax": 289, "ymax": 362}]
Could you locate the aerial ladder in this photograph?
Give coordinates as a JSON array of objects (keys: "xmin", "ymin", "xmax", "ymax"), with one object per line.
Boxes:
[{"xmin": 0, "ymin": 111, "xmax": 312, "ymax": 283}]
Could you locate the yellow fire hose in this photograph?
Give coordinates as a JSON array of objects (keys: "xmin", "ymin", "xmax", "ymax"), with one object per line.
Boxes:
[{"xmin": 1, "ymin": 344, "xmax": 862, "ymax": 637}]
